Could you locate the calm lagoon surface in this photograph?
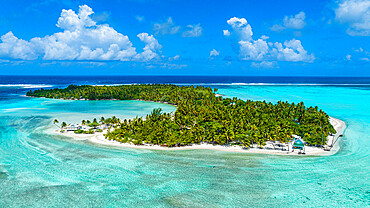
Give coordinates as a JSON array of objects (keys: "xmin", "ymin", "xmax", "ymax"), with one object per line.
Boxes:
[{"xmin": 0, "ymin": 76, "xmax": 369, "ymax": 207}]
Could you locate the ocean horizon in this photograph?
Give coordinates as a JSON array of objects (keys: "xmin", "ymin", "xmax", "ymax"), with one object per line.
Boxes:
[{"xmin": 1, "ymin": 75, "xmax": 370, "ymax": 86}]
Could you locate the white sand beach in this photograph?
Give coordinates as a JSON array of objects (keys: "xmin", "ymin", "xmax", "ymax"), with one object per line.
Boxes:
[{"xmin": 47, "ymin": 116, "xmax": 346, "ymax": 156}]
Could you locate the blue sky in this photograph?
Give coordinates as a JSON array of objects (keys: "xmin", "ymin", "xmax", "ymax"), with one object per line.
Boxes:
[{"xmin": 0, "ymin": 0, "xmax": 369, "ymax": 76}]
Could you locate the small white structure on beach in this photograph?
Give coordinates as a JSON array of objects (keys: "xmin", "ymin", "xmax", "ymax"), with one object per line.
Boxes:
[
  {"xmin": 66, "ymin": 123, "xmax": 82, "ymax": 131},
  {"xmin": 97, "ymin": 124, "xmax": 108, "ymax": 130},
  {"xmin": 81, "ymin": 126, "xmax": 90, "ymax": 131},
  {"xmin": 291, "ymin": 134, "xmax": 306, "ymax": 153}
]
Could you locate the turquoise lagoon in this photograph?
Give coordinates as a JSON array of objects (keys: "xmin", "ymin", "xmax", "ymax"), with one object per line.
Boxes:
[{"xmin": 0, "ymin": 84, "xmax": 369, "ymax": 207}]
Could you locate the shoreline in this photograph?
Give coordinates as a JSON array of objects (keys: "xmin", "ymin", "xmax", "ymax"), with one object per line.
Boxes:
[{"xmin": 46, "ymin": 116, "xmax": 346, "ymax": 156}]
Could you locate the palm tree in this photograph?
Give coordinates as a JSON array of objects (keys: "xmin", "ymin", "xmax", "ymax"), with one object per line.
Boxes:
[
  {"xmin": 53, "ymin": 119, "xmax": 60, "ymax": 128},
  {"xmin": 82, "ymin": 120, "xmax": 86, "ymax": 125},
  {"xmin": 61, "ymin": 122, "xmax": 67, "ymax": 129},
  {"xmin": 100, "ymin": 117, "xmax": 105, "ymax": 124}
]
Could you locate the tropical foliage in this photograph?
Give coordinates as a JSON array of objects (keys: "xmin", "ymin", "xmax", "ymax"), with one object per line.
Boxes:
[
  {"xmin": 74, "ymin": 129, "xmax": 95, "ymax": 134},
  {"xmin": 27, "ymin": 84, "xmax": 336, "ymax": 147}
]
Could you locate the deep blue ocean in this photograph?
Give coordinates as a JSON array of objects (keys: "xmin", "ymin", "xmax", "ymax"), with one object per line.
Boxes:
[
  {"xmin": 0, "ymin": 76, "xmax": 369, "ymax": 207},
  {"xmin": 1, "ymin": 75, "xmax": 370, "ymax": 86}
]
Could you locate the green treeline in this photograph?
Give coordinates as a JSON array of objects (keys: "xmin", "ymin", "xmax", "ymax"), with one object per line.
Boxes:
[{"xmin": 27, "ymin": 84, "xmax": 336, "ymax": 147}]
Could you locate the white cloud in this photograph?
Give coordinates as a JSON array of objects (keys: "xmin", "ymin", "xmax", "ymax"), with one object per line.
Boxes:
[
  {"xmin": 346, "ymin": 54, "xmax": 352, "ymax": 60},
  {"xmin": 283, "ymin": 11, "xmax": 306, "ymax": 29},
  {"xmin": 354, "ymin": 47, "xmax": 364, "ymax": 52},
  {"xmin": 0, "ymin": 5, "xmax": 161, "ymax": 62},
  {"xmin": 270, "ymin": 39, "xmax": 314, "ymax": 62},
  {"xmin": 226, "ymin": 17, "xmax": 253, "ymax": 41},
  {"xmin": 145, "ymin": 62, "xmax": 187, "ymax": 69},
  {"xmin": 168, "ymin": 55, "xmax": 180, "ymax": 61},
  {"xmin": 271, "ymin": 11, "xmax": 306, "ymax": 31},
  {"xmin": 239, "ymin": 38, "xmax": 269, "ymax": 61},
  {"xmin": 335, "ymin": 0, "xmax": 370, "ymax": 36},
  {"xmin": 0, "ymin": 59, "xmax": 10, "ymax": 63},
  {"xmin": 182, "ymin": 24, "xmax": 203, "ymax": 37},
  {"xmin": 223, "ymin": 30, "xmax": 230, "ymax": 36},
  {"xmin": 270, "ymin": 24, "xmax": 285, "ymax": 32},
  {"xmin": 348, "ymin": 47, "xmax": 370, "ymax": 61},
  {"xmin": 153, "ymin": 18, "xmax": 203, "ymax": 37},
  {"xmin": 153, "ymin": 17, "xmax": 180, "ymax": 35},
  {"xmin": 251, "ymin": 61, "xmax": 278, "ymax": 69},
  {"xmin": 225, "ymin": 17, "xmax": 314, "ymax": 64},
  {"xmin": 134, "ymin": 33, "xmax": 162, "ymax": 62},
  {"xmin": 209, "ymin": 49, "xmax": 220, "ymax": 58},
  {"xmin": 161, "ymin": 63, "xmax": 187, "ymax": 69},
  {"xmin": 173, "ymin": 55, "xmax": 180, "ymax": 60},
  {"xmin": 0, "ymin": 32, "xmax": 38, "ymax": 60},
  {"xmin": 57, "ymin": 5, "xmax": 96, "ymax": 31}
]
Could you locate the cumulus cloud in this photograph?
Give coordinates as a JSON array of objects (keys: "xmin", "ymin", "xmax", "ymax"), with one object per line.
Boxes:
[
  {"xmin": 0, "ymin": 5, "xmax": 161, "ymax": 62},
  {"xmin": 182, "ymin": 24, "xmax": 203, "ymax": 37},
  {"xmin": 134, "ymin": 33, "xmax": 162, "ymax": 62},
  {"xmin": 153, "ymin": 17, "xmax": 180, "ymax": 35},
  {"xmin": 283, "ymin": 12, "xmax": 306, "ymax": 29},
  {"xmin": 270, "ymin": 39, "xmax": 314, "ymax": 62},
  {"xmin": 0, "ymin": 32, "xmax": 38, "ymax": 60},
  {"xmin": 226, "ymin": 17, "xmax": 253, "ymax": 40},
  {"xmin": 225, "ymin": 17, "xmax": 314, "ymax": 64},
  {"xmin": 168, "ymin": 55, "xmax": 180, "ymax": 61},
  {"xmin": 223, "ymin": 30, "xmax": 230, "ymax": 36},
  {"xmin": 335, "ymin": 0, "xmax": 370, "ymax": 36},
  {"xmin": 346, "ymin": 54, "xmax": 352, "ymax": 60},
  {"xmin": 209, "ymin": 49, "xmax": 220, "ymax": 58},
  {"xmin": 271, "ymin": 11, "xmax": 306, "ymax": 31},
  {"xmin": 239, "ymin": 38, "xmax": 269, "ymax": 61},
  {"xmin": 56, "ymin": 5, "xmax": 96, "ymax": 30}
]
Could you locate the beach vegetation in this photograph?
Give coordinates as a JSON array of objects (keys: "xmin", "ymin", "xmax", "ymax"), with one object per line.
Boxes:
[
  {"xmin": 74, "ymin": 129, "xmax": 95, "ymax": 134},
  {"xmin": 53, "ymin": 119, "xmax": 60, "ymax": 128}
]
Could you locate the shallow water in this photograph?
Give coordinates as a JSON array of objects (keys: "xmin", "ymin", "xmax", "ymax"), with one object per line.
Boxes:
[{"xmin": 0, "ymin": 82, "xmax": 369, "ymax": 207}]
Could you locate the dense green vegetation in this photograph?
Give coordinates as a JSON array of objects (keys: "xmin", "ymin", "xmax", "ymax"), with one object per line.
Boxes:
[
  {"xmin": 27, "ymin": 84, "xmax": 336, "ymax": 147},
  {"xmin": 74, "ymin": 129, "xmax": 95, "ymax": 134}
]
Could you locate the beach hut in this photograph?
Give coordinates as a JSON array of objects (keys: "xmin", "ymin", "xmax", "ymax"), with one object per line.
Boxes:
[
  {"xmin": 66, "ymin": 123, "xmax": 82, "ymax": 131},
  {"xmin": 99, "ymin": 124, "xmax": 108, "ymax": 130},
  {"xmin": 291, "ymin": 135, "xmax": 306, "ymax": 154}
]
